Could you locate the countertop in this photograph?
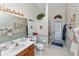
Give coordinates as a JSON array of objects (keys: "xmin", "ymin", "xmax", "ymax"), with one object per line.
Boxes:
[{"xmin": 0, "ymin": 39, "xmax": 34, "ymax": 56}]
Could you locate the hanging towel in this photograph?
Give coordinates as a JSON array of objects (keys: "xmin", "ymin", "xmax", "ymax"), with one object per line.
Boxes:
[{"xmin": 62, "ymin": 24, "xmax": 67, "ymax": 41}]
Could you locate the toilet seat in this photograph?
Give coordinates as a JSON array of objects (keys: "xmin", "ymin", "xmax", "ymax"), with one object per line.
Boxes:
[
  {"xmin": 30, "ymin": 36, "xmax": 45, "ymax": 51},
  {"xmin": 36, "ymin": 43, "xmax": 44, "ymax": 50}
]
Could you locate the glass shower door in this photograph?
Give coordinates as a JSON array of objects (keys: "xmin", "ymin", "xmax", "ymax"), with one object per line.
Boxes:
[{"xmin": 54, "ymin": 21, "xmax": 62, "ymax": 42}]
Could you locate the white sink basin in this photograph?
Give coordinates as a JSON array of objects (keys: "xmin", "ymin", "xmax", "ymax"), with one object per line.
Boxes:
[
  {"xmin": 0, "ymin": 37, "xmax": 34, "ymax": 56},
  {"xmin": 5, "ymin": 39, "xmax": 27, "ymax": 50},
  {"xmin": 0, "ymin": 41, "xmax": 13, "ymax": 51}
]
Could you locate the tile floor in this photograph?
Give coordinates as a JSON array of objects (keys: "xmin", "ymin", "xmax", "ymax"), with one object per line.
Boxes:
[
  {"xmin": 43, "ymin": 43, "xmax": 73, "ymax": 56},
  {"xmin": 35, "ymin": 42, "xmax": 73, "ymax": 56}
]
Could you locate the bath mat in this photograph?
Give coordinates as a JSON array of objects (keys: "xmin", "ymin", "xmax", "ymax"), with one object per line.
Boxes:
[{"xmin": 51, "ymin": 42, "xmax": 63, "ymax": 47}]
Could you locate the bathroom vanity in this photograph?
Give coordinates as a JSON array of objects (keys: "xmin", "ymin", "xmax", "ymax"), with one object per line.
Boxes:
[{"xmin": 0, "ymin": 38, "xmax": 34, "ymax": 56}]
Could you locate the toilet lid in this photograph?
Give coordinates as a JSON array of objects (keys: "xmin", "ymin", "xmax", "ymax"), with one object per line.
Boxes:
[{"xmin": 36, "ymin": 43, "xmax": 44, "ymax": 49}]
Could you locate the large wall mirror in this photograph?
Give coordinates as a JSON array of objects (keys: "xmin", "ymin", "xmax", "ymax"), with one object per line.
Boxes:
[{"xmin": 0, "ymin": 13, "xmax": 28, "ymax": 43}]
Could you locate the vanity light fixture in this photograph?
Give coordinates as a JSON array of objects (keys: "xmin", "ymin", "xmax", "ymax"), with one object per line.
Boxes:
[{"xmin": 0, "ymin": 5, "xmax": 24, "ymax": 17}]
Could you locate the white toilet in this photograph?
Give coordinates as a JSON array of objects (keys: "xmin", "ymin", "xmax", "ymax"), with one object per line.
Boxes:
[
  {"xmin": 35, "ymin": 43, "xmax": 44, "ymax": 51},
  {"xmin": 31, "ymin": 36, "xmax": 46, "ymax": 55}
]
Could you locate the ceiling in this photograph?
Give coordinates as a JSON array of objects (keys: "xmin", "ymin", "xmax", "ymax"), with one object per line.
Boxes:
[{"xmin": 32, "ymin": 3, "xmax": 46, "ymax": 13}]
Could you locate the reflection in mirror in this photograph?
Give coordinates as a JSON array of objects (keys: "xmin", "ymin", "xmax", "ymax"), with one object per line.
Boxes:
[{"xmin": 0, "ymin": 13, "xmax": 28, "ymax": 44}]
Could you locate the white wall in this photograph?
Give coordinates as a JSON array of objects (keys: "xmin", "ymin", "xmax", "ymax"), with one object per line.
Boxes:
[
  {"xmin": 0, "ymin": 3, "xmax": 42, "ymax": 19},
  {"xmin": 35, "ymin": 17, "xmax": 48, "ymax": 35},
  {"xmin": 48, "ymin": 4, "xmax": 66, "ymax": 20},
  {"xmin": 67, "ymin": 4, "xmax": 79, "ymax": 24}
]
